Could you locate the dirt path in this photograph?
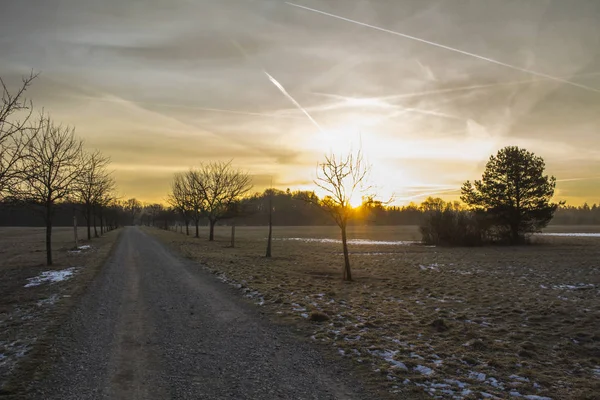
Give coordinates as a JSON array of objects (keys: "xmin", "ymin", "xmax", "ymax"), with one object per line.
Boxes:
[{"xmin": 31, "ymin": 227, "xmax": 365, "ymax": 400}]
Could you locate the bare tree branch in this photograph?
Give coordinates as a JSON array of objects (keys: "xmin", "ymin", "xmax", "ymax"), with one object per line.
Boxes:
[
  {"xmin": 0, "ymin": 72, "xmax": 38, "ymax": 198},
  {"xmin": 314, "ymin": 148, "xmax": 371, "ymax": 281},
  {"xmin": 16, "ymin": 114, "xmax": 85, "ymax": 265}
]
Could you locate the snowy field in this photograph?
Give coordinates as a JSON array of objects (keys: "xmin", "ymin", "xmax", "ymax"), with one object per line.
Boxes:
[
  {"xmin": 0, "ymin": 227, "xmax": 116, "ymax": 390},
  {"xmin": 150, "ymin": 224, "xmax": 600, "ymax": 399}
]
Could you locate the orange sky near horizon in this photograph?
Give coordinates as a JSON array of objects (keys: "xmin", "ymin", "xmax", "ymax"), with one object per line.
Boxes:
[{"xmin": 1, "ymin": 0, "xmax": 599, "ymax": 207}]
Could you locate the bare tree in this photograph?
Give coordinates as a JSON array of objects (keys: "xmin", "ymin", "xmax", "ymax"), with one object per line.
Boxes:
[
  {"xmin": 0, "ymin": 72, "xmax": 37, "ymax": 198},
  {"xmin": 185, "ymin": 170, "xmax": 205, "ymax": 238},
  {"xmin": 194, "ymin": 160, "xmax": 253, "ymax": 241},
  {"xmin": 314, "ymin": 150, "xmax": 370, "ymax": 281},
  {"xmin": 123, "ymin": 198, "xmax": 142, "ymax": 225},
  {"xmin": 18, "ymin": 116, "xmax": 84, "ymax": 265},
  {"xmin": 76, "ymin": 150, "xmax": 111, "ymax": 240},
  {"xmin": 93, "ymin": 171, "xmax": 116, "ymax": 236},
  {"xmin": 167, "ymin": 172, "xmax": 192, "ymax": 236}
]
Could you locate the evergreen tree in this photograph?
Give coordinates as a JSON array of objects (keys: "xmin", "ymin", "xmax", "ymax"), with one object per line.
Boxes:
[{"xmin": 461, "ymin": 146, "xmax": 559, "ymax": 244}]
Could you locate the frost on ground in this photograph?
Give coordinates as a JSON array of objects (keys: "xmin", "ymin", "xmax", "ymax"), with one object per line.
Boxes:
[
  {"xmin": 0, "ymin": 340, "xmax": 32, "ymax": 383},
  {"xmin": 551, "ymin": 283, "xmax": 595, "ymax": 290},
  {"xmin": 68, "ymin": 244, "xmax": 93, "ymax": 254},
  {"xmin": 538, "ymin": 233, "xmax": 600, "ymax": 237},
  {"xmin": 24, "ymin": 268, "xmax": 77, "ymax": 288},
  {"xmin": 150, "ymin": 226, "xmax": 598, "ymax": 400},
  {"xmin": 277, "ymin": 238, "xmax": 418, "ymax": 245},
  {"xmin": 419, "ymin": 263, "xmax": 440, "ymax": 271}
]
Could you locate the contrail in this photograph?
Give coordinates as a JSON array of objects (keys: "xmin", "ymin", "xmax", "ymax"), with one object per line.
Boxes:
[
  {"xmin": 231, "ymin": 40, "xmax": 325, "ymax": 132},
  {"xmin": 312, "ymin": 79, "xmax": 537, "ymax": 102},
  {"xmin": 557, "ymin": 176, "xmax": 600, "ymax": 182},
  {"xmin": 286, "ymin": 2, "xmax": 600, "ymax": 94},
  {"xmin": 264, "ymin": 71, "xmax": 325, "ymax": 132},
  {"xmin": 312, "ymin": 72, "xmax": 600, "ymax": 105}
]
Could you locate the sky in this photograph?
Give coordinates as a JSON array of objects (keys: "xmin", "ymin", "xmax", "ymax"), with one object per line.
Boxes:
[{"xmin": 1, "ymin": 0, "xmax": 599, "ymax": 206}]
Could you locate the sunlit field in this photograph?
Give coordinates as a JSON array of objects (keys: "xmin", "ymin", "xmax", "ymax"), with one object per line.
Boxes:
[{"xmin": 148, "ymin": 225, "xmax": 600, "ymax": 399}]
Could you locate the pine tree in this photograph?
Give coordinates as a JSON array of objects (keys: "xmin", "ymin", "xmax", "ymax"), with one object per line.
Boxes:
[{"xmin": 461, "ymin": 146, "xmax": 559, "ymax": 244}]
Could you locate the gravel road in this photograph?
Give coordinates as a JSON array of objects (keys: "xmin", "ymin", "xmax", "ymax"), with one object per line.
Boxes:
[{"xmin": 32, "ymin": 227, "xmax": 367, "ymax": 400}]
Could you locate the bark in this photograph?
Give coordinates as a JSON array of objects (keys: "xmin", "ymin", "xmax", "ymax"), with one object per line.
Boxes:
[
  {"xmin": 99, "ymin": 208, "xmax": 104, "ymax": 235},
  {"xmin": 209, "ymin": 219, "xmax": 216, "ymax": 241},
  {"xmin": 340, "ymin": 223, "xmax": 351, "ymax": 281},
  {"xmin": 266, "ymin": 221, "xmax": 273, "ymax": 258},
  {"xmin": 86, "ymin": 205, "xmax": 92, "ymax": 240},
  {"xmin": 266, "ymin": 192, "xmax": 273, "ymax": 258},
  {"xmin": 93, "ymin": 210, "xmax": 99, "ymax": 238},
  {"xmin": 45, "ymin": 203, "xmax": 53, "ymax": 266}
]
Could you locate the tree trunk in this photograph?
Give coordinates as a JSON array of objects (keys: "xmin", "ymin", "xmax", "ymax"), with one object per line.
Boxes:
[
  {"xmin": 86, "ymin": 205, "xmax": 91, "ymax": 240},
  {"xmin": 266, "ymin": 196, "xmax": 273, "ymax": 258},
  {"xmin": 341, "ymin": 223, "xmax": 351, "ymax": 281},
  {"xmin": 230, "ymin": 223, "xmax": 235, "ymax": 248},
  {"xmin": 209, "ymin": 219, "xmax": 216, "ymax": 241},
  {"xmin": 93, "ymin": 209, "xmax": 99, "ymax": 238},
  {"xmin": 100, "ymin": 208, "xmax": 104, "ymax": 235},
  {"xmin": 185, "ymin": 220, "xmax": 190, "ymax": 236},
  {"xmin": 195, "ymin": 220, "xmax": 199, "ymax": 238},
  {"xmin": 511, "ymin": 223, "xmax": 521, "ymax": 245},
  {"xmin": 73, "ymin": 215, "xmax": 78, "ymax": 249},
  {"xmin": 45, "ymin": 204, "xmax": 53, "ymax": 266},
  {"xmin": 266, "ymin": 220, "xmax": 273, "ymax": 258}
]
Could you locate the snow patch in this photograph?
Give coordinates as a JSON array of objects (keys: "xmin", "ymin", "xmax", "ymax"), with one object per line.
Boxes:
[
  {"xmin": 469, "ymin": 371, "xmax": 486, "ymax": 381},
  {"xmin": 37, "ymin": 294, "xmax": 59, "ymax": 307},
  {"xmin": 277, "ymin": 238, "xmax": 418, "ymax": 245},
  {"xmin": 368, "ymin": 349, "xmax": 408, "ymax": 371},
  {"xmin": 444, "ymin": 379, "xmax": 469, "ymax": 389},
  {"xmin": 509, "ymin": 375, "xmax": 530, "ymax": 383},
  {"xmin": 538, "ymin": 233, "xmax": 600, "ymax": 237},
  {"xmin": 414, "ymin": 365, "xmax": 434, "ymax": 375},
  {"xmin": 552, "ymin": 283, "xmax": 595, "ymax": 290},
  {"xmin": 24, "ymin": 268, "xmax": 76, "ymax": 287},
  {"xmin": 419, "ymin": 263, "xmax": 440, "ymax": 271}
]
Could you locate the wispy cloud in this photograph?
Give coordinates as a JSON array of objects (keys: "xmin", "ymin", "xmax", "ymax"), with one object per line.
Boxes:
[{"xmin": 286, "ymin": 2, "xmax": 600, "ymax": 93}]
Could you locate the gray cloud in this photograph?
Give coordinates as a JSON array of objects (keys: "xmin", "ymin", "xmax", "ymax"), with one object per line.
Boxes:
[{"xmin": 1, "ymin": 0, "xmax": 599, "ymax": 203}]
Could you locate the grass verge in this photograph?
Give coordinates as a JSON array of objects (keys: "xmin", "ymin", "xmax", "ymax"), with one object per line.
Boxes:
[{"xmin": 0, "ymin": 227, "xmax": 122, "ymax": 398}]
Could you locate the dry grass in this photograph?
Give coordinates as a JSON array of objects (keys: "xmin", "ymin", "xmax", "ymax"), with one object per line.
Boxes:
[
  {"xmin": 147, "ymin": 225, "xmax": 600, "ymax": 399},
  {"xmin": 0, "ymin": 227, "xmax": 121, "ymax": 395}
]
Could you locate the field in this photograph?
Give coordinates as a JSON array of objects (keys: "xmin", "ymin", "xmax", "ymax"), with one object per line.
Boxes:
[
  {"xmin": 148, "ymin": 225, "xmax": 600, "ymax": 399},
  {"xmin": 0, "ymin": 227, "xmax": 121, "ymax": 393}
]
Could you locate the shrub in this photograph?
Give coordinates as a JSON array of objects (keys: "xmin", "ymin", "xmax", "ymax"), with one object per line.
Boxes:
[{"xmin": 420, "ymin": 209, "xmax": 489, "ymax": 246}]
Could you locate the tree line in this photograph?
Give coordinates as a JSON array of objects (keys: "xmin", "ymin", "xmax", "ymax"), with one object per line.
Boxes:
[
  {"xmin": 156, "ymin": 146, "xmax": 580, "ymax": 281},
  {"xmin": 0, "ymin": 73, "xmax": 122, "ymax": 265}
]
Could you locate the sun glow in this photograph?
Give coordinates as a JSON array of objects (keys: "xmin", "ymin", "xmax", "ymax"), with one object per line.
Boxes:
[
  {"xmin": 310, "ymin": 122, "xmax": 403, "ymax": 207},
  {"xmin": 348, "ymin": 193, "xmax": 365, "ymax": 208}
]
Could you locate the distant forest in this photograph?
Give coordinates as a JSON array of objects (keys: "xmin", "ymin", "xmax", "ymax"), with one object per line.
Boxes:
[{"xmin": 1, "ymin": 189, "xmax": 598, "ymax": 227}]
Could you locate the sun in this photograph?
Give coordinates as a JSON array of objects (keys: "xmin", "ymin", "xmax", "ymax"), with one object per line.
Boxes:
[{"xmin": 348, "ymin": 193, "xmax": 364, "ymax": 208}]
